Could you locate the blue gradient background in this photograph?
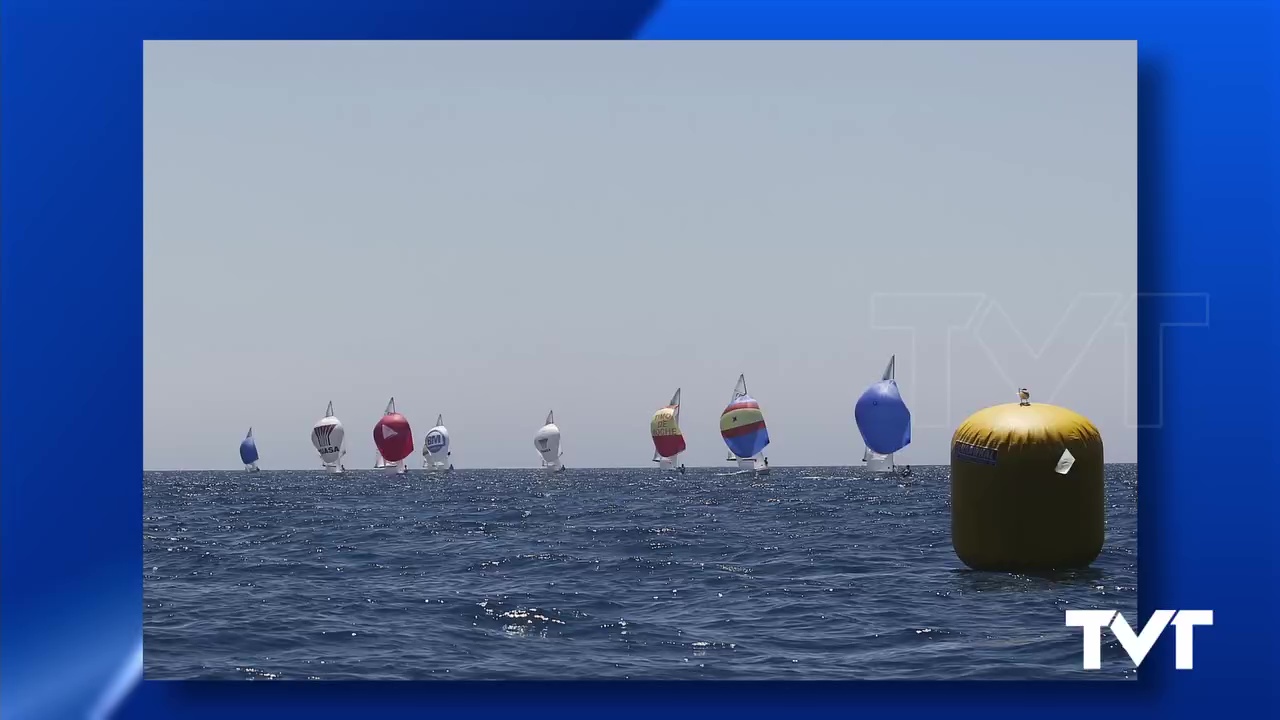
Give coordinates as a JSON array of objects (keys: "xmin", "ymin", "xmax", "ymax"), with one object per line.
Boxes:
[{"xmin": 1, "ymin": 0, "xmax": 1275, "ymax": 718}]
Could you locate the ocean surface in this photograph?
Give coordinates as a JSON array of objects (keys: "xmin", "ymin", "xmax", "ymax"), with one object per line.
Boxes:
[{"xmin": 144, "ymin": 465, "xmax": 1137, "ymax": 681}]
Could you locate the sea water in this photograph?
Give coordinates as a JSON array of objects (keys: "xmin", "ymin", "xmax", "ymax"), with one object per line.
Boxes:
[{"xmin": 143, "ymin": 465, "xmax": 1137, "ymax": 680}]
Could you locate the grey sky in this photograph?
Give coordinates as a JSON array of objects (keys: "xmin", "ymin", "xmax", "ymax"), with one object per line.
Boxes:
[{"xmin": 144, "ymin": 41, "xmax": 1135, "ymax": 470}]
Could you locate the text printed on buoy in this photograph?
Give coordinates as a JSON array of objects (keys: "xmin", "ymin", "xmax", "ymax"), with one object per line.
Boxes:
[
  {"xmin": 953, "ymin": 442, "xmax": 998, "ymax": 466},
  {"xmin": 1065, "ymin": 610, "xmax": 1213, "ymax": 669}
]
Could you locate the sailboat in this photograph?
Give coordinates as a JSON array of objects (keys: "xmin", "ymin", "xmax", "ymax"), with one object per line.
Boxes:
[
  {"xmin": 534, "ymin": 410, "xmax": 565, "ymax": 473},
  {"xmin": 311, "ymin": 401, "xmax": 346, "ymax": 474},
  {"xmin": 239, "ymin": 427, "xmax": 260, "ymax": 472},
  {"xmin": 373, "ymin": 397, "xmax": 413, "ymax": 475},
  {"xmin": 720, "ymin": 374, "xmax": 770, "ymax": 474},
  {"xmin": 422, "ymin": 414, "xmax": 452, "ymax": 471},
  {"xmin": 856, "ymin": 355, "xmax": 912, "ymax": 475},
  {"xmin": 650, "ymin": 388, "xmax": 686, "ymax": 471}
]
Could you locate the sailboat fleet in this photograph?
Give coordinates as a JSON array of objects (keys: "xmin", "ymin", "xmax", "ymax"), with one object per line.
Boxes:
[{"xmin": 236, "ymin": 364, "xmax": 914, "ymax": 474}]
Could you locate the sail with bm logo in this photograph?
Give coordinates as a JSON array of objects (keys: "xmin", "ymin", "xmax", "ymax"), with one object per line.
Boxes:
[{"xmin": 422, "ymin": 414, "xmax": 450, "ymax": 468}]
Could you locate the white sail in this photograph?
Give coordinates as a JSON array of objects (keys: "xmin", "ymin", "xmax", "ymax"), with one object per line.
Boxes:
[
  {"xmin": 422, "ymin": 413, "xmax": 451, "ymax": 470},
  {"xmin": 312, "ymin": 401, "xmax": 346, "ymax": 474},
  {"xmin": 671, "ymin": 388, "xmax": 682, "ymax": 467},
  {"xmin": 724, "ymin": 375, "xmax": 746, "ymax": 462},
  {"xmin": 882, "ymin": 354, "xmax": 896, "ymax": 381},
  {"xmin": 534, "ymin": 410, "xmax": 563, "ymax": 471}
]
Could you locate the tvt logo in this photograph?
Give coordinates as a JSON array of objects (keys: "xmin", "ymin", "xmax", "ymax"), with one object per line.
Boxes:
[{"xmin": 1065, "ymin": 610, "xmax": 1213, "ymax": 669}]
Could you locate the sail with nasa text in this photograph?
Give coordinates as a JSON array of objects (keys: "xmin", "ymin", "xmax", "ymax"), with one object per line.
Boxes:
[
  {"xmin": 239, "ymin": 427, "xmax": 259, "ymax": 472},
  {"xmin": 422, "ymin": 414, "xmax": 451, "ymax": 471},
  {"xmin": 373, "ymin": 397, "xmax": 413, "ymax": 473},
  {"xmin": 650, "ymin": 388, "xmax": 686, "ymax": 468},
  {"xmin": 311, "ymin": 401, "xmax": 346, "ymax": 473},
  {"xmin": 720, "ymin": 375, "xmax": 770, "ymax": 467},
  {"xmin": 534, "ymin": 410, "xmax": 563, "ymax": 472},
  {"xmin": 855, "ymin": 355, "xmax": 912, "ymax": 468}
]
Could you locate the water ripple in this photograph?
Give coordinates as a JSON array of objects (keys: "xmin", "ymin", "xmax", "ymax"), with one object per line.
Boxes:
[{"xmin": 144, "ymin": 465, "xmax": 1137, "ymax": 680}]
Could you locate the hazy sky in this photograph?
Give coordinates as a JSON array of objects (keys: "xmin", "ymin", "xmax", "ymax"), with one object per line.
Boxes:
[{"xmin": 144, "ymin": 41, "xmax": 1135, "ymax": 470}]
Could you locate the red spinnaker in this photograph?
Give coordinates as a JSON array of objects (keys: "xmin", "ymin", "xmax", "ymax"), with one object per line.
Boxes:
[
  {"xmin": 652, "ymin": 433, "xmax": 686, "ymax": 458},
  {"xmin": 374, "ymin": 413, "xmax": 414, "ymax": 462},
  {"xmin": 650, "ymin": 403, "xmax": 686, "ymax": 458}
]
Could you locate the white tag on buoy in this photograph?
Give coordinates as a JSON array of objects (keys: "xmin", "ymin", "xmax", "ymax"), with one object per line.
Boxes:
[{"xmin": 1055, "ymin": 448, "xmax": 1076, "ymax": 475}]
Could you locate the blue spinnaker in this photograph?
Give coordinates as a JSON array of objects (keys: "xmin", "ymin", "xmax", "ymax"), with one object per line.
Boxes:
[
  {"xmin": 855, "ymin": 380, "xmax": 912, "ymax": 455},
  {"xmin": 239, "ymin": 428, "xmax": 259, "ymax": 465},
  {"xmin": 721, "ymin": 394, "xmax": 769, "ymax": 458}
]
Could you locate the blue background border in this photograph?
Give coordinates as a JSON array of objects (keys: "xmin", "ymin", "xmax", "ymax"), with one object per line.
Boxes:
[{"xmin": 2, "ymin": 1, "xmax": 1276, "ymax": 718}]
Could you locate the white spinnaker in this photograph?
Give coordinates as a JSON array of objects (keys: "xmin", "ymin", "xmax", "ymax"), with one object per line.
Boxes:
[
  {"xmin": 534, "ymin": 410, "xmax": 562, "ymax": 469},
  {"xmin": 311, "ymin": 403, "xmax": 345, "ymax": 465},
  {"xmin": 423, "ymin": 414, "xmax": 450, "ymax": 467}
]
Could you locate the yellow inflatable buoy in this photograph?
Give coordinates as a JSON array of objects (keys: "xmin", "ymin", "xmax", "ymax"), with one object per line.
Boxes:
[{"xmin": 950, "ymin": 401, "xmax": 1104, "ymax": 572}]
